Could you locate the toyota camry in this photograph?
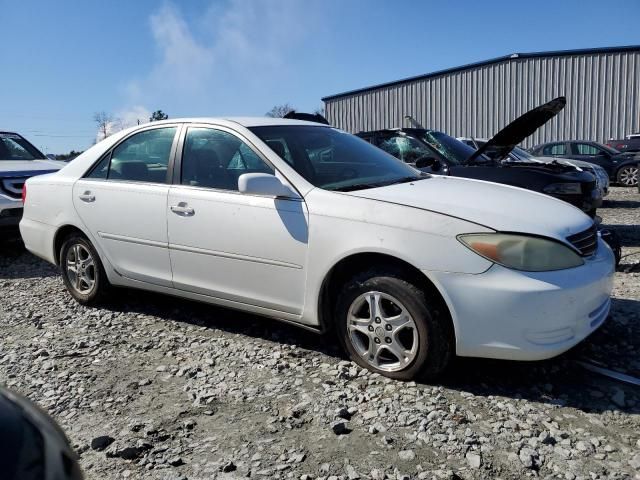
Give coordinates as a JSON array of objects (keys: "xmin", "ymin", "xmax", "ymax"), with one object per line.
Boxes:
[{"xmin": 20, "ymin": 118, "xmax": 614, "ymax": 380}]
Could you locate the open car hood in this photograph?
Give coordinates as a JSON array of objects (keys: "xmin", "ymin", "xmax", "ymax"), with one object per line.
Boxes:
[{"xmin": 468, "ymin": 97, "xmax": 566, "ymax": 163}]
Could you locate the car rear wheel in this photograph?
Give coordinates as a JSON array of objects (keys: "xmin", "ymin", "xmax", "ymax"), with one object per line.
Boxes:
[
  {"xmin": 60, "ymin": 234, "xmax": 110, "ymax": 305},
  {"xmin": 335, "ymin": 268, "xmax": 452, "ymax": 380},
  {"xmin": 616, "ymin": 165, "xmax": 638, "ymax": 186}
]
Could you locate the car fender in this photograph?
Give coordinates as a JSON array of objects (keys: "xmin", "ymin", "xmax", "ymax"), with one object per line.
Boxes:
[{"xmin": 298, "ymin": 188, "xmax": 494, "ymax": 327}]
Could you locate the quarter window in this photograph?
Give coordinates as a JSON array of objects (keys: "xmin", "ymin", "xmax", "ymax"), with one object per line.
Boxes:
[
  {"xmin": 181, "ymin": 128, "xmax": 273, "ymax": 191},
  {"xmin": 542, "ymin": 143, "xmax": 566, "ymax": 156}
]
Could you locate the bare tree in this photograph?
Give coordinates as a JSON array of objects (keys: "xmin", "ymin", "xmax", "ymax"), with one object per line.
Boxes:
[
  {"xmin": 93, "ymin": 111, "xmax": 115, "ymax": 141},
  {"xmin": 314, "ymin": 106, "xmax": 325, "ymax": 116},
  {"xmin": 265, "ymin": 103, "xmax": 295, "ymax": 118}
]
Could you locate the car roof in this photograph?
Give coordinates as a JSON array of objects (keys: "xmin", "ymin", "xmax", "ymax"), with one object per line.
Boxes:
[{"xmin": 145, "ymin": 117, "xmax": 328, "ymax": 128}]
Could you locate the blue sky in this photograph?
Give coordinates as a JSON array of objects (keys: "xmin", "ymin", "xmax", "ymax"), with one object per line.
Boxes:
[{"xmin": 1, "ymin": 0, "xmax": 639, "ymax": 153}]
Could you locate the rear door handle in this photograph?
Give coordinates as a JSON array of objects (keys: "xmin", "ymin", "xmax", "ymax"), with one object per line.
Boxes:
[
  {"xmin": 78, "ymin": 191, "xmax": 95, "ymax": 202},
  {"xmin": 170, "ymin": 203, "xmax": 195, "ymax": 216}
]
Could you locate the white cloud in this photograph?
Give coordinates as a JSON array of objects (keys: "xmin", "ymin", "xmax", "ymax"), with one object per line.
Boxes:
[
  {"xmin": 118, "ymin": 105, "xmax": 152, "ymax": 128},
  {"xmin": 121, "ymin": 0, "xmax": 320, "ymax": 114}
]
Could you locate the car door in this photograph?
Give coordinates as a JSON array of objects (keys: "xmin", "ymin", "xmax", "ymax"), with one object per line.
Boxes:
[
  {"xmin": 167, "ymin": 125, "xmax": 309, "ymax": 315},
  {"xmin": 569, "ymin": 142, "xmax": 614, "ymax": 174},
  {"xmin": 72, "ymin": 125, "xmax": 179, "ymax": 287}
]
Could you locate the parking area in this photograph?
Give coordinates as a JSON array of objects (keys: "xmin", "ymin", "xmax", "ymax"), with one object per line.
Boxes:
[{"xmin": 0, "ymin": 186, "xmax": 639, "ymax": 480}]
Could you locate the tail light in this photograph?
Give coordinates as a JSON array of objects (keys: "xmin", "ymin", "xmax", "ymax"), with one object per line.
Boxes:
[{"xmin": 22, "ymin": 183, "xmax": 27, "ymax": 203}]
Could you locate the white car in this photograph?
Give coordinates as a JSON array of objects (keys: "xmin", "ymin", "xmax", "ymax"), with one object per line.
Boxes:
[
  {"xmin": 20, "ymin": 118, "xmax": 615, "ymax": 380},
  {"xmin": 1, "ymin": 132, "xmax": 65, "ymax": 233}
]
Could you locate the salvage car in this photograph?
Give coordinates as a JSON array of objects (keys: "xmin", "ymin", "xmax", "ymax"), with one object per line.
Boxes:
[
  {"xmin": 459, "ymin": 138, "xmax": 610, "ymax": 198},
  {"xmin": 359, "ymin": 98, "xmax": 602, "ymax": 216},
  {"xmin": 530, "ymin": 140, "xmax": 638, "ymax": 186},
  {"xmin": 20, "ymin": 117, "xmax": 614, "ymax": 380},
  {"xmin": 1, "ymin": 131, "xmax": 65, "ymax": 233}
]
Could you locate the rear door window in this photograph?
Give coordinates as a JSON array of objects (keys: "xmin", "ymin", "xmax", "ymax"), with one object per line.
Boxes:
[
  {"xmin": 91, "ymin": 127, "xmax": 178, "ymax": 183},
  {"xmin": 542, "ymin": 143, "xmax": 566, "ymax": 156}
]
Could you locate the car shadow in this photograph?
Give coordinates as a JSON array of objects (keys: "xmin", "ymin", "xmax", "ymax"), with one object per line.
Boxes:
[
  {"xmin": 96, "ymin": 288, "xmax": 639, "ymax": 416},
  {"xmin": 602, "ymin": 199, "xmax": 640, "ymax": 209},
  {"xmin": 0, "ymin": 239, "xmax": 60, "ymax": 280},
  {"xmin": 601, "ymin": 223, "xmax": 640, "ymax": 247}
]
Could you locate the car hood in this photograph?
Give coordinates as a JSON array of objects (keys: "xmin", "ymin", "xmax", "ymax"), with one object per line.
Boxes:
[
  {"xmin": 0, "ymin": 159, "xmax": 66, "ymax": 175},
  {"xmin": 346, "ymin": 176, "xmax": 593, "ymax": 239},
  {"xmin": 614, "ymin": 151, "xmax": 640, "ymax": 160},
  {"xmin": 512, "ymin": 154, "xmax": 594, "ymax": 170},
  {"xmin": 469, "ymin": 97, "xmax": 566, "ymax": 163}
]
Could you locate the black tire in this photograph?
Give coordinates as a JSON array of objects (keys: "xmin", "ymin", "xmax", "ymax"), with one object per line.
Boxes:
[
  {"xmin": 59, "ymin": 233, "xmax": 110, "ymax": 306},
  {"xmin": 335, "ymin": 267, "xmax": 453, "ymax": 381},
  {"xmin": 615, "ymin": 164, "xmax": 638, "ymax": 187}
]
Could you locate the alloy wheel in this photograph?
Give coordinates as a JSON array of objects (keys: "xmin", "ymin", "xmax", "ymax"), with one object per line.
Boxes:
[
  {"xmin": 346, "ymin": 291, "xmax": 419, "ymax": 372},
  {"xmin": 65, "ymin": 243, "xmax": 96, "ymax": 295},
  {"xmin": 619, "ymin": 166, "xmax": 638, "ymax": 186}
]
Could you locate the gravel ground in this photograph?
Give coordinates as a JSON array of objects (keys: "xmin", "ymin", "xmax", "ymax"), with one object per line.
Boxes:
[{"xmin": 1, "ymin": 186, "xmax": 639, "ymax": 480}]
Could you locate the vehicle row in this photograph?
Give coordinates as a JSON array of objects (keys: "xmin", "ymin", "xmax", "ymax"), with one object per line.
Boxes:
[{"xmin": 529, "ymin": 140, "xmax": 638, "ymax": 187}]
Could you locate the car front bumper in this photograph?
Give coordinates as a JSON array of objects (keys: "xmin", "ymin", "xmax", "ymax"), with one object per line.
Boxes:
[
  {"xmin": 0, "ymin": 195, "xmax": 23, "ymax": 229},
  {"xmin": 428, "ymin": 237, "xmax": 615, "ymax": 361}
]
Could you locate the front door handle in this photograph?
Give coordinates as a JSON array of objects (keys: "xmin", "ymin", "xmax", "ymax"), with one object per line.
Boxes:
[
  {"xmin": 78, "ymin": 191, "xmax": 95, "ymax": 202},
  {"xmin": 170, "ymin": 202, "xmax": 195, "ymax": 216}
]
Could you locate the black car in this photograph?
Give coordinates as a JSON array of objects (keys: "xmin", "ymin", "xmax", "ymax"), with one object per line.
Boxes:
[
  {"xmin": 530, "ymin": 140, "xmax": 639, "ymax": 186},
  {"xmin": 358, "ymin": 97, "xmax": 601, "ymax": 216}
]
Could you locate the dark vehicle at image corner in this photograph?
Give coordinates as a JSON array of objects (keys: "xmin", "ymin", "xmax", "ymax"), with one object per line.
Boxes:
[
  {"xmin": 530, "ymin": 140, "xmax": 639, "ymax": 187},
  {"xmin": 358, "ymin": 97, "xmax": 601, "ymax": 216}
]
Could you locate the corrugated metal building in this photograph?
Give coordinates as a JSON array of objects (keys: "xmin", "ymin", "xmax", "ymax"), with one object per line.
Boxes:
[{"xmin": 322, "ymin": 46, "xmax": 640, "ymax": 147}]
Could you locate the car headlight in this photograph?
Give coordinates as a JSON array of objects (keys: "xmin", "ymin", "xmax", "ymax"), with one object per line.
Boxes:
[
  {"xmin": 458, "ymin": 233, "xmax": 584, "ymax": 271},
  {"xmin": 543, "ymin": 183, "xmax": 582, "ymax": 194}
]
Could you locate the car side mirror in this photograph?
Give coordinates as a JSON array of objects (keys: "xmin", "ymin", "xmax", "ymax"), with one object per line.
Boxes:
[
  {"xmin": 415, "ymin": 156, "xmax": 441, "ymax": 171},
  {"xmin": 238, "ymin": 173, "xmax": 296, "ymax": 198}
]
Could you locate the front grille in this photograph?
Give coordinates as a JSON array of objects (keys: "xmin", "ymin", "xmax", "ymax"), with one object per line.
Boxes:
[{"xmin": 567, "ymin": 224, "xmax": 598, "ymax": 256}]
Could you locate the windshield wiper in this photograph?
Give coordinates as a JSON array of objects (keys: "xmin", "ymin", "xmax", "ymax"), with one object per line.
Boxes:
[
  {"xmin": 332, "ymin": 176, "xmax": 425, "ymax": 192},
  {"xmin": 332, "ymin": 182, "xmax": 388, "ymax": 192}
]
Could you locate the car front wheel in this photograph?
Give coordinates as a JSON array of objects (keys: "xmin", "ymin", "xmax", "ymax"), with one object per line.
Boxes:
[
  {"xmin": 616, "ymin": 165, "xmax": 638, "ymax": 186},
  {"xmin": 60, "ymin": 233, "xmax": 110, "ymax": 305},
  {"xmin": 335, "ymin": 268, "xmax": 452, "ymax": 380}
]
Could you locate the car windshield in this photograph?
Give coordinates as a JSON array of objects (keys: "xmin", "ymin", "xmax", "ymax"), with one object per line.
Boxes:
[
  {"xmin": 507, "ymin": 146, "xmax": 545, "ymax": 163},
  {"xmin": 420, "ymin": 130, "xmax": 486, "ymax": 164},
  {"xmin": 248, "ymin": 125, "xmax": 424, "ymax": 191},
  {"xmin": 0, "ymin": 133, "xmax": 46, "ymax": 160},
  {"xmin": 597, "ymin": 143, "xmax": 620, "ymax": 155}
]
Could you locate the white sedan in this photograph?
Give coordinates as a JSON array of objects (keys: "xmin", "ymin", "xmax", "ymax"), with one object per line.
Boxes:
[{"xmin": 20, "ymin": 118, "xmax": 615, "ymax": 380}]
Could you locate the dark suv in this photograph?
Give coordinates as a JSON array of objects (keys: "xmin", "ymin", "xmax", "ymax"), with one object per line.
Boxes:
[{"xmin": 530, "ymin": 140, "xmax": 638, "ymax": 186}]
